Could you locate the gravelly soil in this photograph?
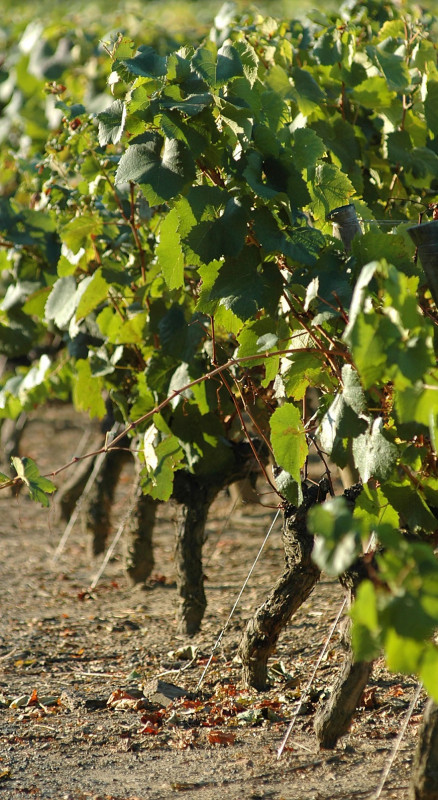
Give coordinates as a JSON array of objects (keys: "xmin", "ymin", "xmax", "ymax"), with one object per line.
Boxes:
[{"xmin": 0, "ymin": 405, "xmax": 425, "ymax": 799}]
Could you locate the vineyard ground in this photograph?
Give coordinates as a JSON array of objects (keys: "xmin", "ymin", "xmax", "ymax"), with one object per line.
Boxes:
[{"xmin": 0, "ymin": 405, "xmax": 424, "ymax": 799}]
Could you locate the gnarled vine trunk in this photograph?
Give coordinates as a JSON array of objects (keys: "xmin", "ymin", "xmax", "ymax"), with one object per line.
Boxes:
[
  {"xmin": 314, "ymin": 551, "xmax": 374, "ymax": 749},
  {"xmin": 172, "ymin": 472, "xmax": 218, "ymax": 636},
  {"xmin": 410, "ymin": 699, "xmax": 438, "ymax": 800},
  {"xmin": 314, "ymin": 610, "xmax": 373, "ymax": 748},
  {"xmin": 125, "ymin": 491, "xmax": 158, "ymax": 583},
  {"xmin": 238, "ymin": 482, "xmax": 328, "ymax": 690},
  {"xmin": 86, "ymin": 448, "xmax": 131, "ymax": 555},
  {"xmin": 172, "ymin": 439, "xmax": 267, "ymax": 635}
]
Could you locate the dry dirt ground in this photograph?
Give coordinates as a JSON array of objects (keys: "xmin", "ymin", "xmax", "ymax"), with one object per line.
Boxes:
[{"xmin": 0, "ymin": 405, "xmax": 426, "ymax": 800}]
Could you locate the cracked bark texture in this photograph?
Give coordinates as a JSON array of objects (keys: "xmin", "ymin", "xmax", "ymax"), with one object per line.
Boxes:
[
  {"xmin": 173, "ymin": 472, "xmax": 218, "ymax": 636},
  {"xmin": 314, "ymin": 607, "xmax": 373, "ymax": 749},
  {"xmin": 238, "ymin": 482, "xmax": 328, "ymax": 690},
  {"xmin": 314, "ymin": 487, "xmax": 375, "ymax": 749},
  {"xmin": 125, "ymin": 491, "xmax": 158, "ymax": 584},
  {"xmin": 87, "ymin": 448, "xmax": 132, "ymax": 556},
  {"xmin": 172, "ymin": 439, "xmax": 268, "ymax": 636},
  {"xmin": 410, "ymin": 699, "xmax": 438, "ymax": 800}
]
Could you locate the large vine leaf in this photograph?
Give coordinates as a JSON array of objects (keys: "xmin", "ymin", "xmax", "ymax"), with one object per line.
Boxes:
[
  {"xmin": 96, "ymin": 99, "xmax": 126, "ymax": 146},
  {"xmin": 140, "ymin": 434, "xmax": 184, "ymax": 501},
  {"xmin": 309, "ymin": 163, "xmax": 355, "ymax": 221},
  {"xmin": 309, "ymin": 497, "xmax": 363, "ymax": 576},
  {"xmin": 352, "ymin": 418, "xmax": 398, "ymax": 483},
  {"xmin": 156, "ymin": 208, "xmax": 185, "ymax": 290},
  {"xmin": 11, "ymin": 457, "xmax": 56, "ymax": 507},
  {"xmin": 270, "ymin": 404, "xmax": 308, "ymax": 481},
  {"xmin": 115, "ymin": 134, "xmax": 196, "ymax": 204}
]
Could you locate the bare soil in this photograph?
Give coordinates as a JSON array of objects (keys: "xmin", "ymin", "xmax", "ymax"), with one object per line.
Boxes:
[{"xmin": 0, "ymin": 405, "xmax": 425, "ymax": 799}]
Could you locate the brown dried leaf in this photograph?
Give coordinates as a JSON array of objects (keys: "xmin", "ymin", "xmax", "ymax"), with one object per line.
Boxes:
[{"xmin": 207, "ymin": 730, "xmax": 236, "ymax": 746}]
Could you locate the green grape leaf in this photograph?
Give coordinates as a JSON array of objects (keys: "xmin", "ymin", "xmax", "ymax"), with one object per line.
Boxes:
[
  {"xmin": 384, "ymin": 629, "xmax": 424, "ymax": 674},
  {"xmin": 309, "ymin": 163, "xmax": 355, "ymax": 221},
  {"xmin": 119, "ymin": 46, "xmax": 167, "ymax": 78},
  {"xmin": 185, "ymin": 197, "xmax": 249, "ymax": 264},
  {"xmin": 424, "ymin": 79, "xmax": 438, "ymax": 136},
  {"xmin": 311, "ymin": 118, "xmax": 360, "ymax": 174},
  {"xmin": 156, "ymin": 208, "xmax": 185, "ymax": 290},
  {"xmin": 72, "ymin": 359, "xmax": 106, "ymax": 419},
  {"xmin": 160, "ymin": 92, "xmax": 213, "ymax": 117},
  {"xmin": 395, "ymin": 382, "xmax": 438, "ymax": 433},
  {"xmin": 292, "ymin": 127, "xmax": 326, "ymax": 171},
  {"xmin": 353, "ymin": 76, "xmax": 396, "ymax": 109},
  {"xmin": 309, "ymin": 496, "xmax": 363, "ymax": 576},
  {"xmin": 291, "ymin": 66, "xmax": 325, "ymax": 114},
  {"xmin": 367, "ymin": 46, "xmax": 410, "ymax": 92},
  {"xmin": 319, "ymin": 387, "xmax": 368, "ymax": 469},
  {"xmin": 11, "ymin": 457, "xmax": 56, "ymax": 507},
  {"xmin": 419, "ymin": 645, "xmax": 438, "ymax": 702},
  {"xmin": 208, "ymin": 247, "xmax": 282, "ymax": 321},
  {"xmin": 140, "ymin": 434, "xmax": 184, "ymax": 501},
  {"xmin": 270, "ymin": 404, "xmax": 308, "ymax": 481},
  {"xmin": 233, "ymin": 40, "xmax": 259, "ymax": 87},
  {"xmin": 352, "ymin": 418, "xmax": 398, "ymax": 483},
  {"xmin": 192, "ymin": 42, "xmax": 243, "ymax": 88},
  {"xmin": 274, "ymin": 468, "xmax": 302, "ymax": 506},
  {"xmin": 75, "ymin": 269, "xmax": 109, "ymax": 319},
  {"xmin": 61, "ymin": 213, "xmax": 103, "ymax": 253},
  {"xmin": 96, "ymin": 99, "xmax": 126, "ymax": 146},
  {"xmin": 350, "ymin": 580, "xmax": 382, "ymax": 662},
  {"xmin": 45, "ymin": 276, "xmax": 77, "ymax": 330},
  {"xmin": 382, "ymin": 480, "xmax": 438, "ymax": 532},
  {"xmin": 115, "ymin": 134, "xmax": 196, "ymax": 204}
]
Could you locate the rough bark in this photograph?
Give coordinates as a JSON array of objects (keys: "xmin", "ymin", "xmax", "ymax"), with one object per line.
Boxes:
[
  {"xmin": 87, "ymin": 448, "xmax": 131, "ymax": 555},
  {"xmin": 410, "ymin": 699, "xmax": 438, "ymax": 800},
  {"xmin": 56, "ymin": 456, "xmax": 96, "ymax": 521},
  {"xmin": 314, "ymin": 539, "xmax": 374, "ymax": 749},
  {"xmin": 173, "ymin": 471, "xmax": 218, "ymax": 636},
  {"xmin": 314, "ymin": 616, "xmax": 373, "ymax": 749},
  {"xmin": 125, "ymin": 492, "xmax": 158, "ymax": 584},
  {"xmin": 238, "ymin": 482, "xmax": 328, "ymax": 690},
  {"xmin": 172, "ymin": 439, "xmax": 268, "ymax": 636}
]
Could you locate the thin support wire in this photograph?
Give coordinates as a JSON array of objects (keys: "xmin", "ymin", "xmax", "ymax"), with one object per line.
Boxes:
[
  {"xmin": 195, "ymin": 507, "xmax": 282, "ymax": 692},
  {"xmin": 88, "ymin": 479, "xmax": 141, "ymax": 591},
  {"xmin": 277, "ymin": 596, "xmax": 348, "ymax": 759},
  {"xmin": 371, "ymin": 682, "xmax": 423, "ymax": 800}
]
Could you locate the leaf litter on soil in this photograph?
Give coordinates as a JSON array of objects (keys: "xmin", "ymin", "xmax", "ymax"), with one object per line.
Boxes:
[{"xmin": 0, "ymin": 405, "xmax": 425, "ymax": 799}]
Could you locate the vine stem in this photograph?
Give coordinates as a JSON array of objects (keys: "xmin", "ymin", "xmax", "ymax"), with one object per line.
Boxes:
[
  {"xmin": 218, "ymin": 368, "xmax": 279, "ymax": 496},
  {"xmin": 195, "ymin": 507, "xmax": 282, "ymax": 691},
  {"xmin": 36, "ymin": 345, "xmax": 342, "ymax": 483}
]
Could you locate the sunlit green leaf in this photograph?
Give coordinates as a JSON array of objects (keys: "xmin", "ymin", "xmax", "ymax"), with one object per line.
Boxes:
[{"xmin": 270, "ymin": 404, "xmax": 308, "ymax": 481}]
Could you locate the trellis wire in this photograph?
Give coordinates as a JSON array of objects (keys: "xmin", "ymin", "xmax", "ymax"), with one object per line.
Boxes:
[
  {"xmin": 195, "ymin": 507, "xmax": 282, "ymax": 691},
  {"xmin": 277, "ymin": 595, "xmax": 348, "ymax": 759},
  {"xmin": 52, "ymin": 423, "xmax": 119, "ymax": 562},
  {"xmin": 371, "ymin": 682, "xmax": 423, "ymax": 800}
]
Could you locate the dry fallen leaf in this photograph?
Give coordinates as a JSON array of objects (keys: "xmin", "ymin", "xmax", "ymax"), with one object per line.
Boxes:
[
  {"xmin": 207, "ymin": 730, "xmax": 236, "ymax": 746},
  {"xmin": 107, "ymin": 689, "xmax": 144, "ymax": 711},
  {"xmin": 360, "ymin": 687, "xmax": 378, "ymax": 709}
]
